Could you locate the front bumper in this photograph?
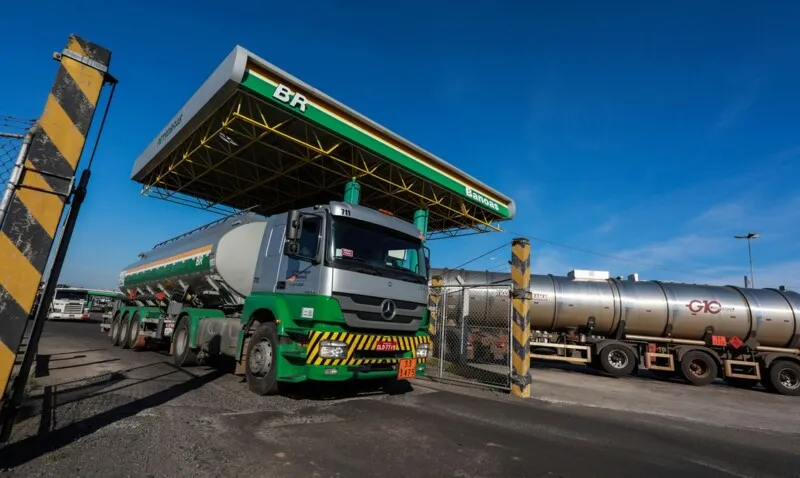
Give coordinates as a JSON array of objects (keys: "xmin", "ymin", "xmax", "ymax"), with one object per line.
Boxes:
[
  {"xmin": 305, "ymin": 360, "xmax": 428, "ymax": 381},
  {"xmin": 299, "ymin": 330, "xmax": 431, "ymax": 382},
  {"xmin": 49, "ymin": 312, "xmax": 89, "ymax": 320}
]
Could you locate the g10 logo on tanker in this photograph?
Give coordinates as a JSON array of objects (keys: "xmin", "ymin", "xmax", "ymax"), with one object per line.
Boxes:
[{"xmin": 685, "ymin": 299, "xmax": 734, "ymax": 315}]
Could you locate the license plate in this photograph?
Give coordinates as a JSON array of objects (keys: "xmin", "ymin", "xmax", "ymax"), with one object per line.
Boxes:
[
  {"xmin": 397, "ymin": 358, "xmax": 417, "ymax": 379},
  {"xmin": 375, "ymin": 340, "xmax": 397, "ymax": 352}
]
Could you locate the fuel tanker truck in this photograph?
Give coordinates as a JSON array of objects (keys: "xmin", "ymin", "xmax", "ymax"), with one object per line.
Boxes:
[
  {"xmin": 107, "ymin": 201, "xmax": 432, "ymax": 396},
  {"xmin": 431, "ymin": 268, "xmax": 800, "ymax": 396}
]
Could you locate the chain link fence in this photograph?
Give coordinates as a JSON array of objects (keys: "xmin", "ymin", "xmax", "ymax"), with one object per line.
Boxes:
[
  {"xmin": 1, "ymin": 115, "xmax": 37, "ymax": 227},
  {"xmin": 426, "ymin": 282, "xmax": 514, "ymax": 390}
]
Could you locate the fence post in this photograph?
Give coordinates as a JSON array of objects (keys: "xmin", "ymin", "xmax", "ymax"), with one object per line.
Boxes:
[{"xmin": 510, "ymin": 238, "xmax": 532, "ymax": 397}]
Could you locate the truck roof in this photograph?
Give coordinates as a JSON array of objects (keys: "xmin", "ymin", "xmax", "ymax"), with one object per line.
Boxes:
[{"xmin": 129, "ymin": 45, "xmax": 515, "ymax": 239}]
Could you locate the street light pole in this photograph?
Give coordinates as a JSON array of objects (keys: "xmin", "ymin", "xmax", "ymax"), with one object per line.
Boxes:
[{"xmin": 734, "ymin": 232, "xmax": 759, "ymax": 288}]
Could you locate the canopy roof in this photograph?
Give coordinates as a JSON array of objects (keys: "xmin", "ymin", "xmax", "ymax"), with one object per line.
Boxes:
[{"xmin": 131, "ymin": 46, "xmax": 515, "ymax": 239}]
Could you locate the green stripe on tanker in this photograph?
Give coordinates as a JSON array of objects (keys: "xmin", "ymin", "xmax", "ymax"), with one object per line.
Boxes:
[{"xmin": 123, "ymin": 253, "xmax": 211, "ymax": 287}]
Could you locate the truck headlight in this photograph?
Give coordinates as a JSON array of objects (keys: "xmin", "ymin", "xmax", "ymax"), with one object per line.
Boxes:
[
  {"xmin": 416, "ymin": 343, "xmax": 430, "ymax": 358},
  {"xmin": 319, "ymin": 340, "xmax": 348, "ymax": 359}
]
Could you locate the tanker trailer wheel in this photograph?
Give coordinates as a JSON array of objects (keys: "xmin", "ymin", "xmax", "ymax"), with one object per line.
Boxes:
[
  {"xmin": 111, "ymin": 314, "xmax": 125, "ymax": 347},
  {"xmin": 121, "ymin": 315, "xmax": 134, "ymax": 349},
  {"xmin": 172, "ymin": 318, "xmax": 198, "ymax": 367},
  {"xmin": 598, "ymin": 344, "xmax": 637, "ymax": 376},
  {"xmin": 245, "ymin": 322, "xmax": 280, "ymax": 396},
  {"xmin": 765, "ymin": 360, "xmax": 800, "ymax": 396},
  {"xmin": 678, "ymin": 350, "xmax": 718, "ymax": 386}
]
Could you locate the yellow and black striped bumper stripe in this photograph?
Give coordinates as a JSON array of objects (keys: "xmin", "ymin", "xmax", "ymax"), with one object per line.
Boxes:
[
  {"xmin": 511, "ymin": 238, "xmax": 532, "ymax": 397},
  {"xmin": 0, "ymin": 35, "xmax": 111, "ymax": 398},
  {"xmin": 305, "ymin": 331, "xmax": 432, "ymax": 366}
]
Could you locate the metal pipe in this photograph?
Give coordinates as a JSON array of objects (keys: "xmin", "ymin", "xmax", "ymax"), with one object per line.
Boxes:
[
  {"xmin": 756, "ymin": 346, "xmax": 800, "ymax": 355},
  {"xmin": 624, "ymin": 335, "xmax": 705, "ymax": 346},
  {"xmin": 0, "ymin": 126, "xmax": 37, "ymax": 228}
]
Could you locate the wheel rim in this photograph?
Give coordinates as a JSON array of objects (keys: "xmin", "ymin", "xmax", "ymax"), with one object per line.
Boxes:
[
  {"xmin": 778, "ymin": 367, "xmax": 800, "ymax": 390},
  {"xmin": 248, "ymin": 339, "xmax": 274, "ymax": 376},
  {"xmin": 608, "ymin": 350, "xmax": 629, "ymax": 369},
  {"xmin": 689, "ymin": 359, "xmax": 709, "ymax": 378},
  {"xmin": 175, "ymin": 327, "xmax": 187, "ymax": 357}
]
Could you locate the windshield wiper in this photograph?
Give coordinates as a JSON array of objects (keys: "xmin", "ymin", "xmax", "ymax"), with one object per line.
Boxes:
[
  {"xmin": 384, "ymin": 265, "xmax": 427, "ymax": 283},
  {"xmin": 340, "ymin": 257, "xmax": 383, "ymax": 276}
]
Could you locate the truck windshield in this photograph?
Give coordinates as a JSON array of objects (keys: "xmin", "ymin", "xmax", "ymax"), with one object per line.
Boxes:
[
  {"xmin": 329, "ymin": 216, "xmax": 427, "ymax": 283},
  {"xmin": 54, "ymin": 290, "xmax": 88, "ymax": 301}
]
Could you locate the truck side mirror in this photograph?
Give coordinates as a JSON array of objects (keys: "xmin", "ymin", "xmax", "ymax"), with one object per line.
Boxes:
[
  {"xmin": 424, "ymin": 246, "xmax": 431, "ymax": 274},
  {"xmin": 286, "ymin": 210, "xmax": 301, "ymax": 240},
  {"xmin": 284, "ymin": 210, "xmax": 302, "ymax": 256}
]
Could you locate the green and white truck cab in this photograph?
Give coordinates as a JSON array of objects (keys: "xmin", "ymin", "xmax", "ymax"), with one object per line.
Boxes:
[{"xmin": 109, "ymin": 201, "xmax": 432, "ymax": 395}]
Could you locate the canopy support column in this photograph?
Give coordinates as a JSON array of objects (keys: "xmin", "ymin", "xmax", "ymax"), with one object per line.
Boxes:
[
  {"xmin": 410, "ymin": 208, "xmax": 429, "ymax": 273},
  {"xmin": 343, "ymin": 178, "xmax": 361, "ymax": 205}
]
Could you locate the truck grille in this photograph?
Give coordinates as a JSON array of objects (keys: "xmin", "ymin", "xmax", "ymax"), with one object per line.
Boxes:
[
  {"xmin": 64, "ymin": 303, "xmax": 83, "ymax": 314},
  {"xmin": 332, "ymin": 292, "xmax": 426, "ymax": 332}
]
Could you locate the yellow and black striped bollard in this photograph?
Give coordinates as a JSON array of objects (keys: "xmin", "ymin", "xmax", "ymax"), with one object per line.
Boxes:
[{"xmin": 510, "ymin": 238, "xmax": 532, "ymax": 397}]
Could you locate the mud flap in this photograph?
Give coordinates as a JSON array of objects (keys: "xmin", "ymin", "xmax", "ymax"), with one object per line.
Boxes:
[{"xmin": 132, "ymin": 335, "xmax": 148, "ymax": 350}]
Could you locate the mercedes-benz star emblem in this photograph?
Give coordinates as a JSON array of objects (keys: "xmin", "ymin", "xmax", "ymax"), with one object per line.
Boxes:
[{"xmin": 380, "ymin": 299, "xmax": 397, "ymax": 321}]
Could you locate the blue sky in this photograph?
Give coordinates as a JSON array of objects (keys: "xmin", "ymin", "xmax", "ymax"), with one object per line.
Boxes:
[{"xmin": 2, "ymin": 1, "xmax": 799, "ymax": 290}]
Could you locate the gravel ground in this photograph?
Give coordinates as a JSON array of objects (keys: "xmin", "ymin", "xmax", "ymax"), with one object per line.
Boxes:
[{"xmin": 1, "ymin": 320, "xmax": 798, "ymax": 478}]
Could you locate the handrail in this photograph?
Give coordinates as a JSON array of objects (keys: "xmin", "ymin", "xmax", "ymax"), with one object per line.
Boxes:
[{"xmin": 151, "ymin": 206, "xmax": 257, "ymax": 249}]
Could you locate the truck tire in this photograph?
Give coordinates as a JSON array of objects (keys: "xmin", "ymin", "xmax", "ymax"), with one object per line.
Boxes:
[
  {"xmin": 679, "ymin": 350, "xmax": 718, "ymax": 386},
  {"xmin": 110, "ymin": 316, "xmax": 123, "ymax": 346},
  {"xmin": 127, "ymin": 313, "xmax": 141, "ymax": 350},
  {"xmin": 172, "ymin": 318, "xmax": 198, "ymax": 367},
  {"xmin": 121, "ymin": 315, "xmax": 134, "ymax": 349},
  {"xmin": 765, "ymin": 360, "xmax": 800, "ymax": 396},
  {"xmin": 598, "ymin": 344, "xmax": 636, "ymax": 376},
  {"xmin": 245, "ymin": 322, "xmax": 280, "ymax": 396}
]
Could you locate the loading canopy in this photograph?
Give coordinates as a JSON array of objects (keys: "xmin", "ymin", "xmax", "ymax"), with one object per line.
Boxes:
[{"xmin": 131, "ymin": 46, "xmax": 515, "ymax": 239}]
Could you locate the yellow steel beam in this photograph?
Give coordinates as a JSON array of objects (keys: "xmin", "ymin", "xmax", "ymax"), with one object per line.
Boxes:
[{"xmin": 142, "ymin": 90, "xmax": 504, "ymax": 235}]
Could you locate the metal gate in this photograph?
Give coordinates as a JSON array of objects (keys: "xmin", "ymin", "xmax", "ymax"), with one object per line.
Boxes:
[{"xmin": 426, "ymin": 283, "xmax": 513, "ymax": 390}]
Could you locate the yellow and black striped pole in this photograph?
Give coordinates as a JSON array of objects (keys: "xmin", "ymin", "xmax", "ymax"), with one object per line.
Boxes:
[
  {"xmin": 0, "ymin": 35, "xmax": 111, "ymax": 399},
  {"xmin": 510, "ymin": 237, "xmax": 532, "ymax": 397},
  {"xmin": 427, "ymin": 275, "xmax": 444, "ymax": 337}
]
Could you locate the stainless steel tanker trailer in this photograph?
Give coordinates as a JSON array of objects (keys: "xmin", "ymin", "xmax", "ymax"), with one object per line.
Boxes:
[
  {"xmin": 106, "ymin": 202, "xmax": 433, "ymax": 396},
  {"xmin": 430, "ymin": 268, "xmax": 800, "ymax": 396}
]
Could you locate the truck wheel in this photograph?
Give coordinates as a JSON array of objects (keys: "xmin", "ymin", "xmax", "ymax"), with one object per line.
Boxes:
[
  {"xmin": 598, "ymin": 344, "xmax": 636, "ymax": 376},
  {"xmin": 766, "ymin": 360, "xmax": 800, "ymax": 396},
  {"xmin": 121, "ymin": 316, "xmax": 134, "ymax": 349},
  {"xmin": 245, "ymin": 322, "xmax": 280, "ymax": 396},
  {"xmin": 679, "ymin": 351, "xmax": 718, "ymax": 386},
  {"xmin": 173, "ymin": 318, "xmax": 198, "ymax": 367},
  {"xmin": 111, "ymin": 315, "xmax": 125, "ymax": 346}
]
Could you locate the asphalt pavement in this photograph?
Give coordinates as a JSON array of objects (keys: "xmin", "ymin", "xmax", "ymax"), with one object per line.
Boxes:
[{"xmin": 1, "ymin": 320, "xmax": 798, "ymax": 477}]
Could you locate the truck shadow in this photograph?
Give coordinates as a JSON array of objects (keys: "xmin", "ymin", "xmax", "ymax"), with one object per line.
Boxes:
[
  {"xmin": 530, "ymin": 360, "xmax": 770, "ymax": 392},
  {"xmin": 1, "ymin": 362, "xmax": 225, "ymax": 469},
  {"xmin": 207, "ymin": 355, "xmax": 415, "ymax": 401}
]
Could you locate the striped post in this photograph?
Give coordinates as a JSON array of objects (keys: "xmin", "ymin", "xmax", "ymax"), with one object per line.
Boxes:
[
  {"xmin": 0, "ymin": 35, "xmax": 111, "ymax": 399},
  {"xmin": 427, "ymin": 275, "xmax": 444, "ymax": 337},
  {"xmin": 510, "ymin": 237, "xmax": 532, "ymax": 397}
]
